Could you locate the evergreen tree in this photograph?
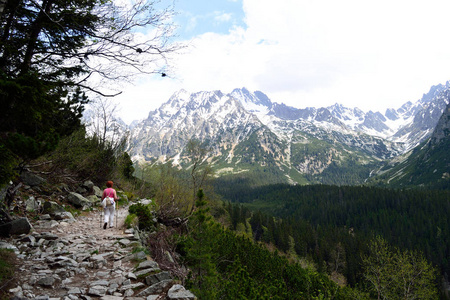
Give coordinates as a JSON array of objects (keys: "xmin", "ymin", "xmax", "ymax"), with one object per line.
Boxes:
[{"xmin": 0, "ymin": 0, "xmax": 181, "ymax": 186}]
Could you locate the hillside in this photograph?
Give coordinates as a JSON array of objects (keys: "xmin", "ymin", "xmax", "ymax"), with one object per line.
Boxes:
[
  {"xmin": 121, "ymin": 83, "xmax": 450, "ymax": 187},
  {"xmin": 370, "ymin": 100, "xmax": 450, "ymax": 188}
]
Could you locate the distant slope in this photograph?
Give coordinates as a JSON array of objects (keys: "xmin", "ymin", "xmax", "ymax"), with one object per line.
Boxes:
[
  {"xmin": 125, "ymin": 83, "xmax": 450, "ymax": 187},
  {"xmin": 370, "ymin": 100, "xmax": 450, "ymax": 189}
]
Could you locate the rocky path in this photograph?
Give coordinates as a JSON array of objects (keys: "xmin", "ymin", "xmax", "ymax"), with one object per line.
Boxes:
[{"xmin": 2, "ymin": 205, "xmax": 196, "ymax": 300}]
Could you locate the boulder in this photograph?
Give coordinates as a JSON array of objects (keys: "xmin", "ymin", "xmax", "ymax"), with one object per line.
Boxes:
[
  {"xmin": 167, "ymin": 284, "xmax": 197, "ymax": 300},
  {"xmin": 82, "ymin": 181, "xmax": 94, "ymax": 190},
  {"xmin": 67, "ymin": 192, "xmax": 91, "ymax": 208},
  {"xmin": 117, "ymin": 191, "xmax": 128, "ymax": 202},
  {"xmin": 53, "ymin": 211, "xmax": 75, "ymax": 222},
  {"xmin": 76, "ymin": 186, "xmax": 87, "ymax": 194},
  {"xmin": 26, "ymin": 196, "xmax": 42, "ymax": 212},
  {"xmin": 93, "ymin": 186, "xmax": 103, "ymax": 198},
  {"xmin": 42, "ymin": 201, "xmax": 65, "ymax": 216},
  {"xmin": 20, "ymin": 171, "xmax": 46, "ymax": 187},
  {"xmin": 145, "ymin": 271, "xmax": 172, "ymax": 286},
  {"xmin": 86, "ymin": 195, "xmax": 100, "ymax": 204},
  {"xmin": 135, "ymin": 280, "xmax": 172, "ymax": 297},
  {"xmin": 0, "ymin": 217, "xmax": 32, "ymax": 237}
]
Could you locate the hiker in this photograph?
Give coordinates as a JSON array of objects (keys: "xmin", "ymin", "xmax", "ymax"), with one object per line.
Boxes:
[{"xmin": 102, "ymin": 180, "xmax": 118, "ymax": 229}]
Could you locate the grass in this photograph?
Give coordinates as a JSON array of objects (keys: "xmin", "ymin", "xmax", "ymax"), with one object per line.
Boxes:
[{"xmin": 0, "ymin": 249, "xmax": 16, "ymax": 299}]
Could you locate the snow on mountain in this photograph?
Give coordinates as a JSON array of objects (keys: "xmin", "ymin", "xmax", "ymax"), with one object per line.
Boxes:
[{"xmin": 125, "ymin": 84, "xmax": 450, "ymax": 185}]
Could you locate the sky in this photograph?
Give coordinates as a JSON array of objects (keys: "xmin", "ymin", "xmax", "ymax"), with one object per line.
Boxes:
[{"xmin": 114, "ymin": 0, "xmax": 450, "ymax": 124}]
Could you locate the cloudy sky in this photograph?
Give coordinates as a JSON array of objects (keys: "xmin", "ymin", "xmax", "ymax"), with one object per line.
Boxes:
[{"xmin": 114, "ymin": 0, "xmax": 450, "ymax": 124}]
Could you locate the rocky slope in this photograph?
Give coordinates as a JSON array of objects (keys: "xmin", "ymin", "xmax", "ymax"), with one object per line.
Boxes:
[
  {"xmin": 124, "ymin": 83, "xmax": 450, "ymax": 185},
  {"xmin": 81, "ymin": 82, "xmax": 450, "ymax": 186},
  {"xmin": 0, "ymin": 177, "xmax": 196, "ymax": 300},
  {"xmin": 369, "ymin": 100, "xmax": 450, "ymax": 188}
]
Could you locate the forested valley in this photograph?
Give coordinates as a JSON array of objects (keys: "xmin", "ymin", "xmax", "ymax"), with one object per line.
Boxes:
[{"xmin": 214, "ymin": 177, "xmax": 449, "ymax": 297}]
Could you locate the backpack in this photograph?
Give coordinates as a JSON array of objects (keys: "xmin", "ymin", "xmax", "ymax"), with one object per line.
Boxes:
[
  {"xmin": 105, "ymin": 196, "xmax": 114, "ymax": 206},
  {"xmin": 104, "ymin": 190, "xmax": 114, "ymax": 207}
]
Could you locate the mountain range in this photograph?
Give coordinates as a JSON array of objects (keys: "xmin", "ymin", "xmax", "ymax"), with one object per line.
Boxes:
[{"xmin": 85, "ymin": 82, "xmax": 450, "ymax": 187}]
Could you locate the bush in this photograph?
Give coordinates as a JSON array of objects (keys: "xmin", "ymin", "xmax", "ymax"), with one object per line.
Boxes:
[
  {"xmin": 46, "ymin": 128, "xmax": 123, "ymax": 183},
  {"xmin": 124, "ymin": 214, "xmax": 139, "ymax": 228},
  {"xmin": 128, "ymin": 203, "xmax": 155, "ymax": 230},
  {"xmin": 0, "ymin": 249, "xmax": 16, "ymax": 297}
]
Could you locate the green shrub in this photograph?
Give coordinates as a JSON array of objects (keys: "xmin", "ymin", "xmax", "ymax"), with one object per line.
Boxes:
[
  {"xmin": 128, "ymin": 203, "xmax": 155, "ymax": 230},
  {"xmin": 125, "ymin": 213, "xmax": 139, "ymax": 228},
  {"xmin": 0, "ymin": 249, "xmax": 16, "ymax": 295}
]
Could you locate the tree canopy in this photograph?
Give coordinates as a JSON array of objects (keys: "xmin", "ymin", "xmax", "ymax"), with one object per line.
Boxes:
[{"xmin": 0, "ymin": 0, "xmax": 181, "ymax": 185}]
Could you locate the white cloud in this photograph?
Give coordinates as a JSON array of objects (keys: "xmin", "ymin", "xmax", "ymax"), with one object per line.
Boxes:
[
  {"xmin": 116, "ymin": 0, "xmax": 450, "ymax": 123},
  {"xmin": 214, "ymin": 12, "xmax": 232, "ymax": 23}
]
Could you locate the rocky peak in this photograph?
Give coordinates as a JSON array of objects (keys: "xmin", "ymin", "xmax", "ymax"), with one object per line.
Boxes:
[{"xmin": 430, "ymin": 101, "xmax": 450, "ymax": 146}]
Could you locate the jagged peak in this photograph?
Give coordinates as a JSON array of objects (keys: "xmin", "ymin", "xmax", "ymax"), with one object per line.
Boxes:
[{"xmin": 430, "ymin": 102, "xmax": 450, "ymax": 146}]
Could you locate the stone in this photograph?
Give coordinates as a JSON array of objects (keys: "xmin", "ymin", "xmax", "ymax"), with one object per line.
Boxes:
[
  {"xmin": 53, "ymin": 212, "xmax": 75, "ymax": 221},
  {"xmin": 37, "ymin": 276, "xmax": 55, "ymax": 287},
  {"xmin": 86, "ymin": 195, "xmax": 100, "ymax": 204},
  {"xmin": 134, "ymin": 268, "xmax": 160, "ymax": 278},
  {"xmin": 127, "ymin": 272, "xmax": 137, "ymax": 280},
  {"xmin": 135, "ymin": 280, "xmax": 172, "ymax": 297},
  {"xmin": 26, "ymin": 196, "xmax": 42, "ymax": 212},
  {"xmin": 76, "ymin": 186, "xmax": 87, "ymax": 194},
  {"xmin": 88, "ymin": 286, "xmax": 107, "ymax": 296},
  {"xmin": 136, "ymin": 260, "xmax": 159, "ymax": 270},
  {"xmin": 118, "ymin": 239, "xmax": 131, "ymax": 246},
  {"xmin": 167, "ymin": 284, "xmax": 197, "ymax": 300},
  {"xmin": 138, "ymin": 199, "xmax": 152, "ymax": 205},
  {"xmin": 0, "ymin": 217, "xmax": 32, "ymax": 237},
  {"xmin": 93, "ymin": 186, "xmax": 103, "ymax": 198},
  {"xmin": 0, "ymin": 242, "xmax": 20, "ymax": 254},
  {"xmin": 124, "ymin": 289, "xmax": 134, "ymax": 297},
  {"xmin": 90, "ymin": 280, "xmax": 109, "ymax": 286},
  {"xmin": 118, "ymin": 283, "xmax": 145, "ymax": 292},
  {"xmin": 19, "ymin": 234, "xmax": 36, "ymax": 244},
  {"xmin": 145, "ymin": 271, "xmax": 172, "ymax": 286},
  {"xmin": 40, "ymin": 214, "xmax": 52, "ymax": 220},
  {"xmin": 42, "ymin": 201, "xmax": 66, "ymax": 215},
  {"xmin": 123, "ymin": 251, "xmax": 147, "ymax": 262},
  {"xmin": 37, "ymin": 232, "xmax": 59, "ymax": 240},
  {"xmin": 82, "ymin": 181, "xmax": 95, "ymax": 190},
  {"xmin": 100, "ymin": 296, "xmax": 124, "ymax": 300},
  {"xmin": 20, "ymin": 171, "xmax": 46, "ymax": 186},
  {"xmin": 68, "ymin": 287, "xmax": 82, "ymax": 294},
  {"xmin": 67, "ymin": 192, "xmax": 91, "ymax": 208},
  {"xmin": 2, "ymin": 201, "xmax": 196, "ymax": 300}
]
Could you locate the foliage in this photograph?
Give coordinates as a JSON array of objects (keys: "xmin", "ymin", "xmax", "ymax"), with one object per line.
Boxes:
[
  {"xmin": 0, "ymin": 73, "xmax": 88, "ymax": 185},
  {"xmin": 218, "ymin": 183, "xmax": 450, "ymax": 296},
  {"xmin": 373, "ymin": 139, "xmax": 450, "ymax": 189},
  {"xmin": 362, "ymin": 236, "xmax": 438, "ymax": 299},
  {"xmin": 119, "ymin": 152, "xmax": 135, "ymax": 180},
  {"xmin": 0, "ymin": 0, "xmax": 180, "ymax": 88},
  {"xmin": 128, "ymin": 203, "xmax": 155, "ymax": 230},
  {"xmin": 44, "ymin": 127, "xmax": 127, "ymax": 184},
  {"xmin": 0, "ymin": 249, "xmax": 16, "ymax": 297},
  {"xmin": 0, "ymin": 144, "xmax": 17, "ymax": 186},
  {"xmin": 0, "ymin": 0, "xmax": 181, "ymax": 187},
  {"xmin": 124, "ymin": 213, "xmax": 138, "ymax": 229},
  {"xmin": 177, "ymin": 189, "xmax": 355, "ymax": 299},
  {"xmin": 184, "ymin": 139, "xmax": 213, "ymax": 215}
]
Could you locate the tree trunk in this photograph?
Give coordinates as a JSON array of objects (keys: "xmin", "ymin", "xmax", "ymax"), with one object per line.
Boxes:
[{"xmin": 21, "ymin": 0, "xmax": 54, "ymax": 74}]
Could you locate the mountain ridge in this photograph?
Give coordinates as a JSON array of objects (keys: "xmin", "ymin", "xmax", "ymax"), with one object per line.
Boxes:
[{"xmin": 83, "ymin": 81, "xmax": 450, "ymax": 186}]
